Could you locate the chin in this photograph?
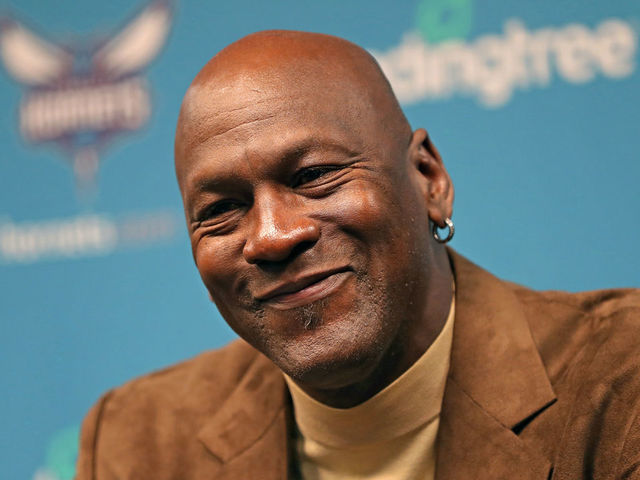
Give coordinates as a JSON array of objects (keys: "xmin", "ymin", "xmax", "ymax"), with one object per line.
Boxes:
[
  {"xmin": 238, "ymin": 269, "xmax": 399, "ymax": 391},
  {"xmin": 286, "ymin": 351, "xmax": 384, "ymax": 392},
  {"xmin": 271, "ymin": 299, "xmax": 393, "ymax": 391}
]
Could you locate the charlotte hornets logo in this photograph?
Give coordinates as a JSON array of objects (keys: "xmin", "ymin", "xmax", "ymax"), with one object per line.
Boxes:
[{"xmin": 0, "ymin": 1, "xmax": 172, "ymax": 190}]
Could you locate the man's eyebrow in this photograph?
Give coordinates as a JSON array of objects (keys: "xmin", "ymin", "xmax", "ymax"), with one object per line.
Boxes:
[
  {"xmin": 187, "ymin": 137, "xmax": 361, "ymax": 197},
  {"xmin": 278, "ymin": 138, "xmax": 361, "ymax": 163},
  {"xmin": 188, "ymin": 173, "xmax": 239, "ymax": 198}
]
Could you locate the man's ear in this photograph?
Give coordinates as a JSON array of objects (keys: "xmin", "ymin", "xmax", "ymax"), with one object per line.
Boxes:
[{"xmin": 409, "ymin": 128, "xmax": 454, "ymax": 227}]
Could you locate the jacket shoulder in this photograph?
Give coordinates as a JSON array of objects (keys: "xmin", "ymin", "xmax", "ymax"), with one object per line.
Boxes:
[
  {"xmin": 75, "ymin": 339, "xmax": 270, "ymax": 479},
  {"xmin": 512, "ymin": 283, "xmax": 640, "ymax": 321},
  {"xmin": 104, "ymin": 338, "xmax": 262, "ymax": 412},
  {"xmin": 510, "ymin": 284, "xmax": 640, "ymax": 388}
]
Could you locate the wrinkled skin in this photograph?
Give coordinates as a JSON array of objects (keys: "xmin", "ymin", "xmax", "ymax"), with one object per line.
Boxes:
[{"xmin": 175, "ymin": 31, "xmax": 454, "ymax": 408}]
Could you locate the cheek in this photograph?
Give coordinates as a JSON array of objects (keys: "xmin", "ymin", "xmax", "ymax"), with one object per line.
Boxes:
[
  {"xmin": 193, "ymin": 237, "xmax": 240, "ymax": 295},
  {"xmin": 331, "ymin": 182, "xmax": 409, "ymax": 244},
  {"xmin": 193, "ymin": 237, "xmax": 259, "ymax": 340},
  {"xmin": 330, "ymin": 181, "xmax": 428, "ymax": 277},
  {"xmin": 333, "ymin": 184, "xmax": 383, "ymax": 229}
]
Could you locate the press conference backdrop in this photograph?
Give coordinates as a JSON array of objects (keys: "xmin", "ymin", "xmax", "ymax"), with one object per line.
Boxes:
[{"xmin": 0, "ymin": 0, "xmax": 638, "ymax": 478}]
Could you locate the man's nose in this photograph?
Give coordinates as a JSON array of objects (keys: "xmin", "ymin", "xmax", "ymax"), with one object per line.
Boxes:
[{"xmin": 242, "ymin": 189, "xmax": 320, "ymax": 264}]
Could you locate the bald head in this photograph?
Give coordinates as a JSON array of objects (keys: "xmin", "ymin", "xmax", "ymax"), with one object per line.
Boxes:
[
  {"xmin": 189, "ymin": 30, "xmax": 397, "ymax": 94},
  {"xmin": 174, "ymin": 30, "xmax": 411, "ymax": 186}
]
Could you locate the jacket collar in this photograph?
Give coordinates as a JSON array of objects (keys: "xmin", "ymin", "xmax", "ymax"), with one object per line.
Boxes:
[{"xmin": 436, "ymin": 250, "xmax": 557, "ymax": 478}]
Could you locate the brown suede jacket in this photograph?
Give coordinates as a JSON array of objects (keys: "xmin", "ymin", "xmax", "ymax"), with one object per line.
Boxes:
[{"xmin": 76, "ymin": 251, "xmax": 640, "ymax": 479}]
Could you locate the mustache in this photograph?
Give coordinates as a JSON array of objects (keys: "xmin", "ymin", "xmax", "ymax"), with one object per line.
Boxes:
[{"xmin": 236, "ymin": 249, "xmax": 353, "ymax": 300}]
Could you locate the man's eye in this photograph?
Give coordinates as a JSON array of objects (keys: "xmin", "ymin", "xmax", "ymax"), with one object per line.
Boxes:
[
  {"xmin": 202, "ymin": 200, "xmax": 241, "ymax": 220},
  {"xmin": 292, "ymin": 167, "xmax": 338, "ymax": 187}
]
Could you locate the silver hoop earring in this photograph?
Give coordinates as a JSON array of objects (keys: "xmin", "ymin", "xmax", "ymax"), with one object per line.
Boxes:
[{"xmin": 432, "ymin": 217, "xmax": 455, "ymax": 244}]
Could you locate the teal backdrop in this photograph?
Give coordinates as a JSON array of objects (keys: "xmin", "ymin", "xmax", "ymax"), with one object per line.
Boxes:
[{"xmin": 0, "ymin": 1, "xmax": 638, "ymax": 478}]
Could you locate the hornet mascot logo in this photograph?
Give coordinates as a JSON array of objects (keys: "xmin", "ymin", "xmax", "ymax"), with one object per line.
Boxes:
[{"xmin": 0, "ymin": 0, "xmax": 172, "ymax": 190}]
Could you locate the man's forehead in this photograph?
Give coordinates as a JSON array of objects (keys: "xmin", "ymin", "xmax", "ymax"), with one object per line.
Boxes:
[
  {"xmin": 177, "ymin": 69, "xmax": 373, "ymax": 166},
  {"xmin": 181, "ymin": 53, "xmax": 369, "ymax": 117},
  {"xmin": 181, "ymin": 73, "xmax": 325, "ymax": 123},
  {"xmin": 179, "ymin": 80, "xmax": 286, "ymax": 142}
]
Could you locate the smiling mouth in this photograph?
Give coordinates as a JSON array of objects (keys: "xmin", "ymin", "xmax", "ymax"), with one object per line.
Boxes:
[{"xmin": 257, "ymin": 268, "xmax": 352, "ymax": 310}]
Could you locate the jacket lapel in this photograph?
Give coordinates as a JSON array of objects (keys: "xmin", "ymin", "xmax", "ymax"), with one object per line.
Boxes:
[
  {"xmin": 197, "ymin": 352, "xmax": 290, "ymax": 479},
  {"xmin": 436, "ymin": 251, "xmax": 557, "ymax": 479}
]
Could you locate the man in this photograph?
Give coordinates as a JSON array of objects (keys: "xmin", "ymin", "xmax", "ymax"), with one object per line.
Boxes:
[{"xmin": 76, "ymin": 31, "xmax": 640, "ymax": 479}]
